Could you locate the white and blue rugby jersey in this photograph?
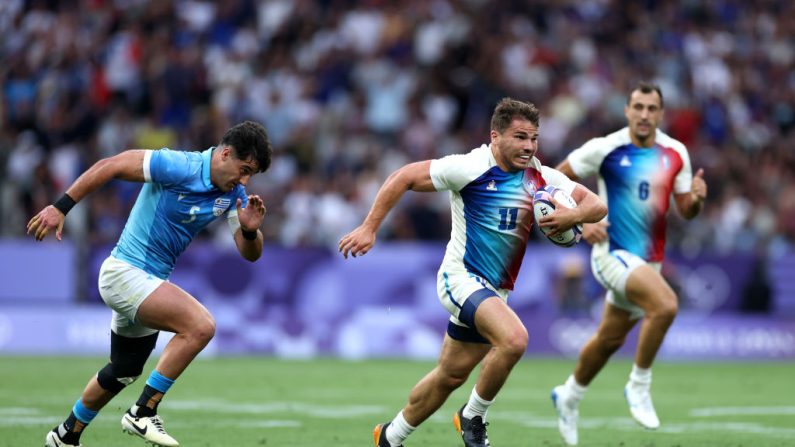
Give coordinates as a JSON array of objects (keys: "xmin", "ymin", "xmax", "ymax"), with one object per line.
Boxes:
[
  {"xmin": 567, "ymin": 127, "xmax": 692, "ymax": 262},
  {"xmin": 431, "ymin": 144, "xmax": 576, "ymax": 290},
  {"xmin": 111, "ymin": 148, "xmax": 248, "ymax": 279}
]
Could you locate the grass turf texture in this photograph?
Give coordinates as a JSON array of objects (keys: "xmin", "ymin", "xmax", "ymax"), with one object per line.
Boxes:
[{"xmin": 2, "ymin": 357, "xmax": 792, "ymax": 446}]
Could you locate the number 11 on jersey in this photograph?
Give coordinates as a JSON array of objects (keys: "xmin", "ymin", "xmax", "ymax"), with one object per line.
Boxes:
[{"xmin": 498, "ymin": 207, "xmax": 518, "ymax": 230}]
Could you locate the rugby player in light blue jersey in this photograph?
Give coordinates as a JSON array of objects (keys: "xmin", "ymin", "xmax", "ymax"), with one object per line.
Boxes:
[
  {"xmin": 550, "ymin": 82, "xmax": 708, "ymax": 446},
  {"xmin": 339, "ymin": 98, "xmax": 607, "ymax": 447},
  {"xmin": 28, "ymin": 121, "xmax": 272, "ymax": 447}
]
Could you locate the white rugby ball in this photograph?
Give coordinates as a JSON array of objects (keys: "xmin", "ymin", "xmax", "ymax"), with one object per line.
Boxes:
[{"xmin": 532, "ymin": 185, "xmax": 583, "ymax": 247}]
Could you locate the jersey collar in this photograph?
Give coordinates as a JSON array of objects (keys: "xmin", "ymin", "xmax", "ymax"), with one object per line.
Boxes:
[{"xmin": 202, "ymin": 147, "xmax": 215, "ymax": 190}]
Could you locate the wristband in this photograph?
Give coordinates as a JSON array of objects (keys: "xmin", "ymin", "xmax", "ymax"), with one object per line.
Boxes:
[
  {"xmin": 53, "ymin": 193, "xmax": 77, "ymax": 216},
  {"xmin": 241, "ymin": 228, "xmax": 258, "ymax": 240}
]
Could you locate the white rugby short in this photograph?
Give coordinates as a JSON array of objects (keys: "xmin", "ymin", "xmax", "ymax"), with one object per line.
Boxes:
[
  {"xmin": 98, "ymin": 256, "xmax": 163, "ymax": 337},
  {"xmin": 590, "ymin": 243, "xmax": 661, "ymax": 320},
  {"xmin": 437, "ymin": 263, "xmax": 508, "ymax": 342}
]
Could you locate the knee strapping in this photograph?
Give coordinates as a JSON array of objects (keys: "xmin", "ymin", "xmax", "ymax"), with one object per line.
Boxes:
[{"xmin": 96, "ymin": 331, "xmax": 158, "ymax": 393}]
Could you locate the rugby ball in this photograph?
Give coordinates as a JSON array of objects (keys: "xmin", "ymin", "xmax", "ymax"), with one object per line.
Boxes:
[{"xmin": 533, "ymin": 185, "xmax": 583, "ymax": 247}]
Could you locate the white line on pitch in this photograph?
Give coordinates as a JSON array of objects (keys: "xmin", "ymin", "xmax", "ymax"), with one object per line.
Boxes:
[{"xmin": 690, "ymin": 406, "xmax": 795, "ymax": 416}]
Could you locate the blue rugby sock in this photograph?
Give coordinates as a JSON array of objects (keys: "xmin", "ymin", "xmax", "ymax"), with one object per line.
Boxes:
[
  {"xmin": 134, "ymin": 370, "xmax": 175, "ymax": 417},
  {"xmin": 60, "ymin": 399, "xmax": 98, "ymax": 443}
]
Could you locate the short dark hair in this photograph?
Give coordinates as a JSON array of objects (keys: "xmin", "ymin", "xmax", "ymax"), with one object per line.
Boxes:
[
  {"xmin": 629, "ymin": 81, "xmax": 664, "ymax": 109},
  {"xmin": 490, "ymin": 98, "xmax": 540, "ymax": 133},
  {"xmin": 220, "ymin": 121, "xmax": 273, "ymax": 173}
]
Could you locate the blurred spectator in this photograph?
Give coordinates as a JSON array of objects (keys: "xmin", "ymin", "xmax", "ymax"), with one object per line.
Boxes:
[
  {"xmin": 740, "ymin": 256, "xmax": 773, "ymax": 314},
  {"xmin": 555, "ymin": 254, "xmax": 591, "ymax": 317},
  {"xmin": 0, "ymin": 0, "xmax": 793, "ymax": 258}
]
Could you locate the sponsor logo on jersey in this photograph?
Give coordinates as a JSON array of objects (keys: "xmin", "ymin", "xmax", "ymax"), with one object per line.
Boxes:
[
  {"xmin": 486, "ymin": 180, "xmax": 497, "ymax": 191},
  {"xmin": 177, "ymin": 193, "xmax": 186, "ymax": 201},
  {"xmin": 620, "ymin": 155, "xmax": 632, "ymax": 167},
  {"xmin": 213, "ymin": 198, "xmax": 231, "ymax": 216}
]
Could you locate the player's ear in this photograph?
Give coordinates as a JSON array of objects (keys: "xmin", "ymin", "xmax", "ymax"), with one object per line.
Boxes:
[{"xmin": 220, "ymin": 145, "xmax": 231, "ymax": 160}]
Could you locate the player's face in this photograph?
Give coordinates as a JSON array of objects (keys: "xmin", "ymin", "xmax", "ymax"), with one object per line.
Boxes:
[
  {"xmin": 491, "ymin": 118, "xmax": 539, "ymax": 172},
  {"xmin": 625, "ymin": 90, "xmax": 663, "ymax": 147},
  {"xmin": 215, "ymin": 146, "xmax": 259, "ymax": 192}
]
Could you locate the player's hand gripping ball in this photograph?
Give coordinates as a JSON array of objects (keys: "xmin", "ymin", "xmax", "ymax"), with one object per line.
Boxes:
[{"xmin": 533, "ymin": 185, "xmax": 583, "ymax": 247}]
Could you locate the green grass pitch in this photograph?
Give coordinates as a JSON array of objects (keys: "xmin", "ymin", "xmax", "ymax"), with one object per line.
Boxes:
[{"xmin": 2, "ymin": 356, "xmax": 793, "ymax": 446}]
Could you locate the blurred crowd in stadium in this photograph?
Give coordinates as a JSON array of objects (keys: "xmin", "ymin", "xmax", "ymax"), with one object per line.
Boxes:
[{"xmin": 1, "ymin": 0, "xmax": 793, "ymax": 255}]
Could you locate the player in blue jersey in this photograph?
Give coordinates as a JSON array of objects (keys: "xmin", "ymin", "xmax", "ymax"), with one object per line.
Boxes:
[
  {"xmin": 339, "ymin": 98, "xmax": 607, "ymax": 447},
  {"xmin": 550, "ymin": 82, "xmax": 708, "ymax": 446},
  {"xmin": 28, "ymin": 121, "xmax": 272, "ymax": 447}
]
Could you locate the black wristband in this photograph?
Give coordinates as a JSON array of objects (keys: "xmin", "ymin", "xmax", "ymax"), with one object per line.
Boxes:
[
  {"xmin": 53, "ymin": 193, "xmax": 77, "ymax": 216},
  {"xmin": 241, "ymin": 228, "xmax": 258, "ymax": 240}
]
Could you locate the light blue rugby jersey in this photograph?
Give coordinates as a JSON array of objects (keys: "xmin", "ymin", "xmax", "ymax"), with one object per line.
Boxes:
[
  {"xmin": 111, "ymin": 147, "xmax": 248, "ymax": 279},
  {"xmin": 431, "ymin": 145, "xmax": 576, "ymax": 290}
]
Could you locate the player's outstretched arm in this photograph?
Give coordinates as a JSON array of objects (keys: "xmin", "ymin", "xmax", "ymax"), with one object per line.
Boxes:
[
  {"xmin": 26, "ymin": 150, "xmax": 147, "ymax": 241},
  {"xmin": 338, "ymin": 160, "xmax": 435, "ymax": 259},
  {"xmin": 233, "ymin": 195, "xmax": 265, "ymax": 261},
  {"xmin": 674, "ymin": 168, "xmax": 707, "ymax": 219}
]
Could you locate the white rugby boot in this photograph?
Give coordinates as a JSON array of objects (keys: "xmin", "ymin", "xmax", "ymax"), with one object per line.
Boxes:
[
  {"xmin": 121, "ymin": 407, "xmax": 179, "ymax": 447},
  {"xmin": 44, "ymin": 425, "xmax": 82, "ymax": 447},
  {"xmin": 551, "ymin": 385, "xmax": 579, "ymax": 446},
  {"xmin": 625, "ymin": 382, "xmax": 660, "ymax": 429}
]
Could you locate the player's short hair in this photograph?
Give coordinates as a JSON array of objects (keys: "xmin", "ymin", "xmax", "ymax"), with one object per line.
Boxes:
[
  {"xmin": 220, "ymin": 121, "xmax": 273, "ymax": 173},
  {"xmin": 491, "ymin": 98, "xmax": 540, "ymax": 134},
  {"xmin": 629, "ymin": 81, "xmax": 664, "ymax": 109}
]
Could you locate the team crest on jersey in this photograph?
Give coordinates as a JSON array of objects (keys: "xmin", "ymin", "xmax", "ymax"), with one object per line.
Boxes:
[
  {"xmin": 523, "ymin": 168, "xmax": 544, "ymax": 196},
  {"xmin": 486, "ymin": 180, "xmax": 497, "ymax": 191},
  {"xmin": 213, "ymin": 198, "xmax": 231, "ymax": 216},
  {"xmin": 525, "ymin": 180, "xmax": 537, "ymax": 195}
]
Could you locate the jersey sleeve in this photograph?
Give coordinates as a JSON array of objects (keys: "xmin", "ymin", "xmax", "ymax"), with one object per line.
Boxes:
[
  {"xmin": 567, "ymin": 136, "xmax": 611, "ymax": 179},
  {"xmin": 430, "ymin": 154, "xmax": 469, "ymax": 192},
  {"xmin": 541, "ymin": 166, "xmax": 577, "ymax": 195},
  {"xmin": 147, "ymin": 149, "xmax": 193, "ymax": 186},
  {"xmin": 430, "ymin": 150, "xmax": 490, "ymax": 192},
  {"xmin": 672, "ymin": 145, "xmax": 693, "ymax": 194}
]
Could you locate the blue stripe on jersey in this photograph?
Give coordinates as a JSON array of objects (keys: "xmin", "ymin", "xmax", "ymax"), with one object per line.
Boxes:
[{"xmin": 459, "ymin": 166, "xmax": 533, "ymax": 289}]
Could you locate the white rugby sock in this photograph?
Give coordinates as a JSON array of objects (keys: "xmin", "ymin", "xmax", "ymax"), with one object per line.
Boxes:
[
  {"xmin": 629, "ymin": 364, "xmax": 652, "ymax": 386},
  {"xmin": 462, "ymin": 387, "xmax": 494, "ymax": 420},
  {"xmin": 386, "ymin": 410, "xmax": 415, "ymax": 447},
  {"xmin": 565, "ymin": 374, "xmax": 587, "ymax": 400}
]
